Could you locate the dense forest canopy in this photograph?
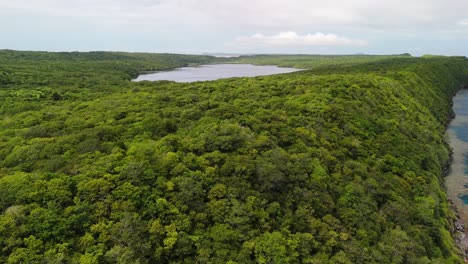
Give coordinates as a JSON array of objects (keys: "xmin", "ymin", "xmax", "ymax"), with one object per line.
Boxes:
[
  {"xmin": 0, "ymin": 50, "xmax": 468, "ymax": 263},
  {"xmin": 228, "ymin": 53, "xmax": 413, "ymax": 69}
]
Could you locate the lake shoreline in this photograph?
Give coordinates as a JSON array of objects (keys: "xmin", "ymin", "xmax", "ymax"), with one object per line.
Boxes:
[{"xmin": 132, "ymin": 63, "xmax": 304, "ymax": 83}]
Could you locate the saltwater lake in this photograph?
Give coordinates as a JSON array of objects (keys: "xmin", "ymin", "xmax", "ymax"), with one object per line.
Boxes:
[
  {"xmin": 446, "ymin": 89, "xmax": 468, "ymax": 224},
  {"xmin": 133, "ymin": 64, "xmax": 302, "ymax": 82}
]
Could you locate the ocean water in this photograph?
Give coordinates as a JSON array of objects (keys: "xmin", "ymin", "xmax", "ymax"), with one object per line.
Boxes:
[{"xmin": 446, "ymin": 89, "xmax": 468, "ymax": 210}]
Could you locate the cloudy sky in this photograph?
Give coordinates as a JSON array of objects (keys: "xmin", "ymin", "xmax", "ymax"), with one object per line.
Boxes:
[{"xmin": 1, "ymin": 0, "xmax": 468, "ymax": 55}]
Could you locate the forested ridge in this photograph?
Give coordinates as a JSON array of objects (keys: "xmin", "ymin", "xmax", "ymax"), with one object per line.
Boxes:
[
  {"xmin": 228, "ymin": 53, "xmax": 413, "ymax": 69},
  {"xmin": 1, "ymin": 50, "xmax": 468, "ymax": 263}
]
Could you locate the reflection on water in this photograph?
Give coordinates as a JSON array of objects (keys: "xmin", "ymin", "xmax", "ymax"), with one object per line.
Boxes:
[
  {"xmin": 133, "ymin": 64, "xmax": 303, "ymax": 82},
  {"xmin": 446, "ymin": 89, "xmax": 468, "ymax": 222}
]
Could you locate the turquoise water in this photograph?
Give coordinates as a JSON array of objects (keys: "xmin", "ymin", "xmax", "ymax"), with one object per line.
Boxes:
[{"xmin": 461, "ymin": 195, "xmax": 468, "ymax": 205}]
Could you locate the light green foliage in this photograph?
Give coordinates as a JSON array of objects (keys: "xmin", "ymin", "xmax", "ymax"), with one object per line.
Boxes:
[
  {"xmin": 229, "ymin": 54, "xmax": 412, "ymax": 69},
  {"xmin": 0, "ymin": 50, "xmax": 467, "ymax": 263}
]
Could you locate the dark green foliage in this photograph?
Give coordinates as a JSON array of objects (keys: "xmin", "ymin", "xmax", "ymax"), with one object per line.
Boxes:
[{"xmin": 0, "ymin": 50, "xmax": 467, "ymax": 263}]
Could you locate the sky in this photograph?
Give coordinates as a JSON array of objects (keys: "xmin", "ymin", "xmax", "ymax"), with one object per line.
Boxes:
[{"xmin": 1, "ymin": 0, "xmax": 468, "ymax": 56}]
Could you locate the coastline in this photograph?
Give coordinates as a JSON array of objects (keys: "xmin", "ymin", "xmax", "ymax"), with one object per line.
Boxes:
[{"xmin": 445, "ymin": 85, "xmax": 468, "ymax": 261}]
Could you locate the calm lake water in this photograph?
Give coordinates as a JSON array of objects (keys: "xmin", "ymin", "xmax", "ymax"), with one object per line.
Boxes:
[
  {"xmin": 446, "ymin": 89, "xmax": 468, "ymax": 224},
  {"xmin": 133, "ymin": 64, "xmax": 302, "ymax": 82}
]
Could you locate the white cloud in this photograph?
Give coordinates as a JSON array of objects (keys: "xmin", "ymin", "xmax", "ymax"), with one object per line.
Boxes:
[
  {"xmin": 458, "ymin": 19, "xmax": 468, "ymax": 26},
  {"xmin": 173, "ymin": 0, "xmax": 468, "ymax": 30},
  {"xmin": 2, "ymin": 0, "xmax": 468, "ymax": 54},
  {"xmin": 234, "ymin": 31, "xmax": 367, "ymax": 47},
  {"xmin": 1, "ymin": 0, "xmax": 468, "ymax": 31},
  {"xmin": 0, "ymin": 0, "xmax": 214, "ymax": 31}
]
